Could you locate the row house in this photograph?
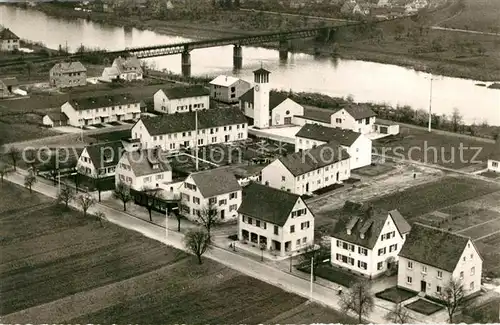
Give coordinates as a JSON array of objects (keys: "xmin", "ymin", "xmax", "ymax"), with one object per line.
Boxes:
[
  {"xmin": 180, "ymin": 167, "xmax": 242, "ymax": 222},
  {"xmin": 398, "ymin": 223, "xmax": 483, "ymax": 297},
  {"xmin": 131, "ymin": 107, "xmax": 248, "ymax": 151},
  {"xmin": 76, "ymin": 140, "xmax": 124, "ymax": 179},
  {"xmin": 61, "ymin": 93, "xmax": 141, "ymax": 127},
  {"xmin": 238, "ymin": 182, "xmax": 315, "ymax": 256},
  {"xmin": 49, "ymin": 61, "xmax": 87, "ymax": 88},
  {"xmin": 0, "ymin": 28, "xmax": 20, "ymax": 52},
  {"xmin": 261, "ymin": 141, "xmax": 351, "ymax": 195},
  {"xmin": 329, "ymin": 202, "xmax": 411, "ymax": 278},
  {"xmin": 209, "ymin": 75, "xmax": 251, "ymax": 104},
  {"xmin": 153, "ymin": 85, "xmax": 210, "ymax": 114}
]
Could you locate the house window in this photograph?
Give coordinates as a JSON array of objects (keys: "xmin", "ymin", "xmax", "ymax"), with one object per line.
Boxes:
[
  {"xmin": 212, "ymin": 137, "xmax": 217, "ymax": 143},
  {"xmin": 296, "ymin": 239, "xmax": 301, "ymax": 246},
  {"xmin": 407, "ymin": 276, "xmax": 412, "ymax": 284},
  {"xmin": 377, "ymin": 262, "xmax": 383, "ymax": 270},
  {"xmin": 219, "ymin": 199, "xmax": 227, "ymax": 206},
  {"xmin": 422, "ymin": 265, "xmax": 427, "ymax": 274},
  {"xmin": 256, "ymin": 220, "xmax": 260, "ymax": 227},
  {"xmin": 470, "ymin": 282, "xmax": 475, "ymax": 291},
  {"xmin": 471, "ymin": 267, "xmax": 475, "ymax": 276},
  {"xmin": 336, "ymin": 118, "xmax": 342, "ymax": 123},
  {"xmin": 290, "ymin": 225, "xmax": 295, "ymax": 233},
  {"xmin": 460, "ymin": 271, "xmax": 464, "ymax": 279},
  {"xmin": 193, "ymin": 197, "xmax": 200, "ymax": 204},
  {"xmin": 358, "ymin": 247, "xmax": 368, "ymax": 256},
  {"xmin": 248, "ymin": 217, "xmax": 253, "ymax": 225},
  {"xmin": 357, "ymin": 261, "xmax": 367, "ymax": 270},
  {"xmin": 437, "ymin": 286, "xmax": 442, "ymax": 293},
  {"xmin": 208, "ymin": 197, "xmax": 216, "ymax": 205},
  {"xmin": 437, "ymin": 270, "xmax": 443, "ymax": 278},
  {"xmin": 378, "ymin": 248, "xmax": 386, "ymax": 256},
  {"xmin": 282, "ymin": 176, "xmax": 286, "ymax": 182},
  {"xmin": 229, "ymin": 204, "xmax": 237, "ymax": 212},
  {"xmin": 301, "ymin": 221, "xmax": 310, "ymax": 230},
  {"xmin": 493, "ymin": 162, "xmax": 499, "ymax": 167},
  {"xmin": 302, "ymin": 237, "xmax": 306, "ymax": 244},
  {"xmin": 408, "ymin": 261, "xmax": 413, "ymax": 269},
  {"xmin": 229, "ymin": 192, "xmax": 238, "ymax": 200},
  {"xmin": 242, "ymin": 215, "xmax": 246, "ymax": 223},
  {"xmin": 274, "ymin": 225, "xmax": 278, "ymax": 235}
]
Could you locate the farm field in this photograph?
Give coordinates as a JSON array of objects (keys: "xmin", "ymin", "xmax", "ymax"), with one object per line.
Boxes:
[
  {"xmin": 0, "ymin": 182, "xmax": 353, "ymax": 323},
  {"xmin": 438, "ymin": 0, "xmax": 500, "ymax": 33}
]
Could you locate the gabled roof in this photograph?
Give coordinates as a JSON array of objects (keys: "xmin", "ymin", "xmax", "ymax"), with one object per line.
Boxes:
[
  {"xmin": 140, "ymin": 107, "xmax": 247, "ymax": 136},
  {"xmin": 389, "ymin": 209, "xmax": 411, "ymax": 234},
  {"xmin": 0, "ymin": 77, "xmax": 18, "ymax": 87},
  {"xmin": 253, "ymin": 68, "xmax": 271, "ymax": 75},
  {"xmin": 399, "ymin": 223, "xmax": 471, "ymax": 272},
  {"xmin": 160, "ymin": 85, "xmax": 210, "ymax": 99},
  {"xmin": 67, "ymin": 93, "xmax": 139, "ymax": 111},
  {"xmin": 209, "ymin": 75, "xmax": 241, "ymax": 87},
  {"xmin": 295, "ymin": 124, "xmax": 362, "ymax": 147},
  {"xmin": 239, "ymin": 88, "xmax": 288, "ymax": 112},
  {"xmin": 238, "ymin": 182, "xmax": 302, "ymax": 226},
  {"xmin": 190, "ymin": 167, "xmax": 241, "ymax": 198},
  {"xmin": 112, "ymin": 56, "xmax": 142, "ymax": 73},
  {"xmin": 489, "ymin": 143, "xmax": 500, "ymax": 161},
  {"xmin": 343, "ymin": 105, "xmax": 377, "ymax": 120},
  {"xmin": 299, "ymin": 106, "xmax": 335, "ymax": 123},
  {"xmin": 0, "ymin": 28, "xmax": 19, "ymax": 40},
  {"xmin": 277, "ymin": 141, "xmax": 350, "ymax": 177},
  {"xmin": 46, "ymin": 112, "xmax": 69, "ymax": 122},
  {"xmin": 375, "ymin": 118, "xmax": 398, "ymax": 126},
  {"xmin": 51, "ymin": 61, "xmax": 87, "ymax": 73},
  {"xmin": 124, "ymin": 149, "xmax": 171, "ymax": 177},
  {"xmin": 84, "ymin": 140, "xmax": 124, "ymax": 169}
]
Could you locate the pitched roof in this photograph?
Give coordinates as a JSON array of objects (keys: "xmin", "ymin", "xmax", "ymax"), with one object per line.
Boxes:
[
  {"xmin": 160, "ymin": 85, "xmax": 209, "ymax": 99},
  {"xmin": 112, "ymin": 56, "xmax": 142, "ymax": 73},
  {"xmin": 253, "ymin": 68, "xmax": 271, "ymax": 75},
  {"xmin": 140, "ymin": 107, "xmax": 247, "ymax": 136},
  {"xmin": 190, "ymin": 167, "xmax": 241, "ymax": 198},
  {"xmin": 239, "ymin": 88, "xmax": 288, "ymax": 111},
  {"xmin": 399, "ymin": 223, "xmax": 470, "ymax": 272},
  {"xmin": 67, "ymin": 93, "xmax": 139, "ymax": 111},
  {"xmin": 344, "ymin": 105, "xmax": 377, "ymax": 120},
  {"xmin": 51, "ymin": 61, "xmax": 87, "ymax": 73},
  {"xmin": 0, "ymin": 28, "xmax": 19, "ymax": 40},
  {"xmin": 375, "ymin": 118, "xmax": 398, "ymax": 126},
  {"xmin": 489, "ymin": 143, "xmax": 500, "ymax": 161},
  {"xmin": 299, "ymin": 106, "xmax": 335, "ymax": 123},
  {"xmin": 389, "ymin": 209, "xmax": 411, "ymax": 234},
  {"xmin": 238, "ymin": 182, "xmax": 301, "ymax": 226},
  {"xmin": 278, "ymin": 141, "xmax": 350, "ymax": 176},
  {"xmin": 0, "ymin": 77, "xmax": 18, "ymax": 87},
  {"xmin": 209, "ymin": 75, "xmax": 240, "ymax": 87},
  {"xmin": 46, "ymin": 112, "xmax": 69, "ymax": 122},
  {"xmin": 124, "ymin": 149, "xmax": 171, "ymax": 177},
  {"xmin": 85, "ymin": 140, "xmax": 124, "ymax": 169},
  {"xmin": 296, "ymin": 124, "xmax": 362, "ymax": 146}
]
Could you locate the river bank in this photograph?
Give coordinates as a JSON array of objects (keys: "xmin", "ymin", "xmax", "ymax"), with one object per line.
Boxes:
[{"xmin": 21, "ymin": 2, "xmax": 500, "ymax": 81}]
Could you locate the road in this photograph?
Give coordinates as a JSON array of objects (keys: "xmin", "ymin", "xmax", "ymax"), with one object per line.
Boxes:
[{"xmin": 431, "ymin": 26, "xmax": 500, "ymax": 36}]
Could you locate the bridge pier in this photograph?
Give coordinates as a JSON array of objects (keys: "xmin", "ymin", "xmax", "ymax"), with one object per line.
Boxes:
[
  {"xmin": 181, "ymin": 50, "xmax": 191, "ymax": 77},
  {"xmin": 233, "ymin": 45, "xmax": 243, "ymax": 70},
  {"xmin": 279, "ymin": 39, "xmax": 289, "ymax": 61}
]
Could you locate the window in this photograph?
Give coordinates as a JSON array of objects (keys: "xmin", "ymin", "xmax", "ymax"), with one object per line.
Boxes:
[
  {"xmin": 422, "ymin": 265, "xmax": 427, "ymax": 274},
  {"xmin": 274, "ymin": 225, "xmax": 278, "ymax": 235},
  {"xmin": 212, "ymin": 137, "xmax": 217, "ymax": 143},
  {"xmin": 290, "ymin": 225, "xmax": 295, "ymax": 233},
  {"xmin": 358, "ymin": 247, "xmax": 368, "ymax": 256},
  {"xmin": 229, "ymin": 204, "xmax": 238, "ymax": 212},
  {"xmin": 437, "ymin": 286, "xmax": 442, "ymax": 293},
  {"xmin": 389, "ymin": 244, "xmax": 398, "ymax": 252},
  {"xmin": 219, "ymin": 199, "xmax": 227, "ymax": 206},
  {"xmin": 144, "ymin": 176, "xmax": 152, "ymax": 183},
  {"xmin": 229, "ymin": 192, "xmax": 238, "ymax": 200},
  {"xmin": 301, "ymin": 221, "xmax": 310, "ymax": 230},
  {"xmin": 407, "ymin": 276, "xmax": 412, "ymax": 284},
  {"xmin": 365, "ymin": 117, "xmax": 370, "ymax": 125},
  {"xmin": 493, "ymin": 162, "xmax": 499, "ymax": 168},
  {"xmin": 282, "ymin": 176, "xmax": 286, "ymax": 181},
  {"xmin": 302, "ymin": 237, "xmax": 307, "ymax": 244},
  {"xmin": 408, "ymin": 261, "xmax": 413, "ymax": 269},
  {"xmin": 256, "ymin": 220, "xmax": 260, "ymax": 227},
  {"xmin": 208, "ymin": 197, "xmax": 216, "ymax": 205},
  {"xmin": 460, "ymin": 271, "xmax": 464, "ymax": 279},
  {"xmin": 358, "ymin": 261, "xmax": 367, "ymax": 270},
  {"xmin": 242, "ymin": 215, "xmax": 246, "ymax": 223},
  {"xmin": 463, "ymin": 256, "xmax": 466, "ymax": 261},
  {"xmin": 156, "ymin": 174, "xmax": 163, "ymax": 180},
  {"xmin": 471, "ymin": 267, "xmax": 475, "ymax": 276},
  {"xmin": 437, "ymin": 270, "xmax": 443, "ymax": 278},
  {"xmin": 378, "ymin": 248, "xmax": 386, "ymax": 256},
  {"xmin": 470, "ymin": 282, "xmax": 475, "ymax": 291},
  {"xmin": 193, "ymin": 197, "xmax": 200, "ymax": 204},
  {"xmin": 248, "ymin": 217, "xmax": 253, "ymax": 225},
  {"xmin": 296, "ymin": 239, "xmax": 301, "ymax": 246},
  {"xmin": 335, "ymin": 118, "xmax": 342, "ymax": 123},
  {"xmin": 377, "ymin": 262, "xmax": 383, "ymax": 270}
]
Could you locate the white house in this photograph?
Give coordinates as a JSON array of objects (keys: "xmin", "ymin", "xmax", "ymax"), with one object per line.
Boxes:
[
  {"xmin": 261, "ymin": 141, "xmax": 351, "ymax": 195},
  {"xmin": 131, "ymin": 107, "xmax": 248, "ymax": 151},
  {"xmin": 153, "ymin": 85, "xmax": 210, "ymax": 114},
  {"xmin": 42, "ymin": 112, "xmax": 69, "ymax": 127},
  {"xmin": 238, "ymin": 182, "xmax": 315, "ymax": 257},
  {"xmin": 101, "ymin": 56, "xmax": 143, "ymax": 82},
  {"xmin": 329, "ymin": 202, "xmax": 411, "ymax": 278},
  {"xmin": 295, "ymin": 124, "xmax": 372, "ymax": 169},
  {"xmin": 398, "ymin": 223, "xmax": 483, "ymax": 297},
  {"xmin": 209, "ymin": 75, "xmax": 251, "ymax": 104},
  {"xmin": 239, "ymin": 68, "xmax": 304, "ymax": 128},
  {"xmin": 373, "ymin": 118, "xmax": 400, "ymax": 135},
  {"xmin": 180, "ymin": 167, "xmax": 242, "ymax": 222},
  {"xmin": 0, "ymin": 28, "xmax": 20, "ymax": 52},
  {"xmin": 61, "ymin": 93, "xmax": 141, "ymax": 127},
  {"xmin": 329, "ymin": 106, "xmax": 377, "ymax": 134},
  {"xmin": 115, "ymin": 149, "xmax": 172, "ymax": 191},
  {"xmin": 487, "ymin": 145, "xmax": 500, "ymax": 173},
  {"xmin": 77, "ymin": 141, "xmax": 124, "ymax": 179}
]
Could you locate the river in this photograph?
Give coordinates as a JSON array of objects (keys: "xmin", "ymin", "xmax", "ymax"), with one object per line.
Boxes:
[{"xmin": 1, "ymin": 5, "xmax": 499, "ymax": 125}]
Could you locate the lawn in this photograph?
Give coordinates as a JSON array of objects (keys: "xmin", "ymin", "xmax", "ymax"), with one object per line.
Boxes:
[
  {"xmin": 405, "ymin": 299, "xmax": 444, "ymax": 315},
  {"xmin": 480, "ymin": 171, "xmax": 500, "ymax": 179},
  {"xmin": 352, "ymin": 163, "xmax": 396, "ymax": 177},
  {"xmin": 90, "ymin": 129, "xmax": 131, "ymax": 143},
  {"xmin": 1, "ymin": 182, "xmax": 352, "ymax": 323},
  {"xmin": 375, "ymin": 286, "xmax": 417, "ymax": 303},
  {"xmin": 298, "ymin": 263, "xmax": 362, "ymax": 288},
  {"xmin": 0, "ymin": 121, "xmax": 59, "ymax": 144},
  {"xmin": 439, "ymin": 0, "xmax": 500, "ymax": 33}
]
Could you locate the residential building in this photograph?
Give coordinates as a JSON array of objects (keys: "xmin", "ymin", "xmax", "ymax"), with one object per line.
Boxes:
[
  {"xmin": 153, "ymin": 85, "xmax": 210, "ymax": 114},
  {"xmin": 373, "ymin": 118, "xmax": 400, "ymax": 135},
  {"xmin": 61, "ymin": 93, "xmax": 141, "ymax": 127},
  {"xmin": 0, "ymin": 77, "xmax": 19, "ymax": 98},
  {"xmin": 261, "ymin": 141, "xmax": 351, "ymax": 195},
  {"xmin": 329, "ymin": 105, "xmax": 377, "ymax": 134},
  {"xmin": 0, "ymin": 28, "xmax": 20, "ymax": 51},
  {"xmin": 101, "ymin": 56, "xmax": 143, "ymax": 82},
  {"xmin": 398, "ymin": 223, "xmax": 483, "ymax": 297},
  {"xmin": 115, "ymin": 149, "xmax": 172, "ymax": 191},
  {"xmin": 295, "ymin": 124, "xmax": 372, "ymax": 169},
  {"xmin": 42, "ymin": 112, "xmax": 69, "ymax": 127},
  {"xmin": 238, "ymin": 182, "xmax": 315, "ymax": 256},
  {"xmin": 239, "ymin": 68, "xmax": 304, "ymax": 127},
  {"xmin": 329, "ymin": 202, "xmax": 410, "ymax": 278},
  {"xmin": 487, "ymin": 144, "xmax": 500, "ymax": 172},
  {"xmin": 209, "ymin": 75, "xmax": 251, "ymax": 104},
  {"xmin": 180, "ymin": 167, "xmax": 242, "ymax": 222},
  {"xmin": 49, "ymin": 61, "xmax": 87, "ymax": 88},
  {"xmin": 77, "ymin": 141, "xmax": 124, "ymax": 179},
  {"xmin": 131, "ymin": 107, "xmax": 248, "ymax": 151}
]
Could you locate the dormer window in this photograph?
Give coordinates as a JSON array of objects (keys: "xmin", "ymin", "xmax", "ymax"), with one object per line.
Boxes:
[
  {"xmin": 152, "ymin": 163, "xmax": 159, "ymax": 169},
  {"xmin": 347, "ymin": 229, "xmax": 351, "ymax": 235}
]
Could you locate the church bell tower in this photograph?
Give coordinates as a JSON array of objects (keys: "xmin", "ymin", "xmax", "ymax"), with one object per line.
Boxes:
[{"xmin": 253, "ymin": 67, "xmax": 271, "ymax": 129}]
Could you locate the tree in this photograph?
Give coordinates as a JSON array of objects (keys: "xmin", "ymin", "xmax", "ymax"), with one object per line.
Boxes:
[
  {"xmin": 301, "ymin": 244, "xmax": 330, "ymax": 281},
  {"xmin": 57, "ymin": 184, "xmax": 75, "ymax": 209},
  {"xmin": 114, "ymin": 181, "xmax": 133, "ymax": 211},
  {"xmin": 172, "ymin": 201, "xmax": 183, "ymax": 232},
  {"xmin": 95, "ymin": 211, "xmax": 106, "ymax": 227},
  {"xmin": 184, "ymin": 229, "xmax": 211, "ymax": 264},
  {"xmin": 7, "ymin": 147, "xmax": 20, "ymax": 171},
  {"xmin": 438, "ymin": 278, "xmax": 465, "ymax": 323},
  {"xmin": 450, "ymin": 108, "xmax": 463, "ymax": 133},
  {"xmin": 340, "ymin": 280, "xmax": 375, "ymax": 323},
  {"xmin": 94, "ymin": 172, "xmax": 106, "ymax": 202},
  {"xmin": 198, "ymin": 202, "xmax": 220, "ymax": 238},
  {"xmin": 385, "ymin": 301, "xmax": 411, "ymax": 323},
  {"xmin": 24, "ymin": 173, "xmax": 37, "ymax": 193},
  {"xmin": 142, "ymin": 187, "xmax": 163, "ymax": 221},
  {"xmin": 77, "ymin": 193, "xmax": 96, "ymax": 218},
  {"xmin": 0, "ymin": 164, "xmax": 13, "ymax": 184}
]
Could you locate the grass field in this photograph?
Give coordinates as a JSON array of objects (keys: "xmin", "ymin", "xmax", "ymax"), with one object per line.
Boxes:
[
  {"xmin": 0, "ymin": 182, "xmax": 353, "ymax": 323},
  {"xmin": 438, "ymin": 0, "xmax": 500, "ymax": 33}
]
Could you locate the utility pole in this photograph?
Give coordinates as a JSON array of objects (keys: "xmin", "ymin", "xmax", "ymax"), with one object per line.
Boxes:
[
  {"xmin": 58, "ymin": 169, "xmax": 61, "ymax": 193},
  {"xmin": 195, "ymin": 109, "xmax": 199, "ymax": 171},
  {"xmin": 165, "ymin": 211, "xmax": 169, "ymax": 239},
  {"xmin": 428, "ymin": 75, "xmax": 434, "ymax": 133},
  {"xmin": 309, "ymin": 257, "xmax": 314, "ymax": 301}
]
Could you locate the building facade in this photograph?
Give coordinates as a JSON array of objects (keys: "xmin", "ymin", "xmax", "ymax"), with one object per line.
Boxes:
[
  {"xmin": 209, "ymin": 75, "xmax": 251, "ymax": 104},
  {"xmin": 238, "ymin": 182, "xmax": 315, "ymax": 257},
  {"xmin": 76, "ymin": 141, "xmax": 124, "ymax": 178},
  {"xmin": 0, "ymin": 28, "xmax": 20, "ymax": 51},
  {"xmin": 153, "ymin": 85, "xmax": 210, "ymax": 114},
  {"xmin": 49, "ymin": 61, "xmax": 87, "ymax": 88},
  {"xmin": 488, "ymin": 148, "xmax": 500, "ymax": 172},
  {"xmin": 330, "ymin": 106, "xmax": 377, "ymax": 134},
  {"xmin": 101, "ymin": 56, "xmax": 143, "ymax": 82}
]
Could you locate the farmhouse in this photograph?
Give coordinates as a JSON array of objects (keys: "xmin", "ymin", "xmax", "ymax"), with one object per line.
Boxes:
[
  {"xmin": 49, "ymin": 61, "xmax": 87, "ymax": 88},
  {"xmin": 42, "ymin": 112, "xmax": 69, "ymax": 127},
  {"xmin": 487, "ymin": 145, "xmax": 500, "ymax": 173},
  {"xmin": 131, "ymin": 107, "xmax": 248, "ymax": 151},
  {"xmin": 77, "ymin": 140, "xmax": 124, "ymax": 179},
  {"xmin": 260, "ymin": 141, "xmax": 351, "ymax": 195},
  {"xmin": 238, "ymin": 182, "xmax": 315, "ymax": 256},
  {"xmin": 295, "ymin": 123, "xmax": 372, "ymax": 169},
  {"xmin": 0, "ymin": 28, "xmax": 20, "ymax": 52},
  {"xmin": 0, "ymin": 77, "xmax": 19, "ymax": 98},
  {"xmin": 153, "ymin": 85, "xmax": 210, "ymax": 114},
  {"xmin": 101, "ymin": 56, "xmax": 143, "ymax": 82},
  {"xmin": 329, "ymin": 202, "xmax": 410, "ymax": 278},
  {"xmin": 61, "ymin": 93, "xmax": 141, "ymax": 127},
  {"xmin": 398, "ymin": 223, "xmax": 483, "ymax": 297},
  {"xmin": 180, "ymin": 167, "xmax": 242, "ymax": 222},
  {"xmin": 209, "ymin": 75, "xmax": 251, "ymax": 104}
]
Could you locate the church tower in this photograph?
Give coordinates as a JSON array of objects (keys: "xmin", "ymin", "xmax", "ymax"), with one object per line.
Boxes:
[{"xmin": 253, "ymin": 67, "xmax": 271, "ymax": 129}]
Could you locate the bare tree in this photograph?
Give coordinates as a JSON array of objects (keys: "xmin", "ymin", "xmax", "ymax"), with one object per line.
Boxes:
[
  {"xmin": 385, "ymin": 301, "xmax": 411, "ymax": 323},
  {"xmin": 57, "ymin": 184, "xmax": 75, "ymax": 209},
  {"xmin": 301, "ymin": 244, "xmax": 330, "ymax": 281},
  {"xmin": 450, "ymin": 108, "xmax": 463, "ymax": 133},
  {"xmin": 184, "ymin": 229, "xmax": 211, "ymax": 264},
  {"xmin": 438, "ymin": 278, "xmax": 465, "ymax": 323},
  {"xmin": 77, "ymin": 193, "xmax": 96, "ymax": 218},
  {"xmin": 7, "ymin": 147, "xmax": 20, "ymax": 171},
  {"xmin": 340, "ymin": 280, "xmax": 375, "ymax": 323},
  {"xmin": 142, "ymin": 187, "xmax": 163, "ymax": 221},
  {"xmin": 198, "ymin": 202, "xmax": 220, "ymax": 238},
  {"xmin": 114, "ymin": 181, "xmax": 133, "ymax": 211},
  {"xmin": 0, "ymin": 164, "xmax": 13, "ymax": 184},
  {"xmin": 24, "ymin": 173, "xmax": 37, "ymax": 193},
  {"xmin": 95, "ymin": 211, "xmax": 106, "ymax": 227}
]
